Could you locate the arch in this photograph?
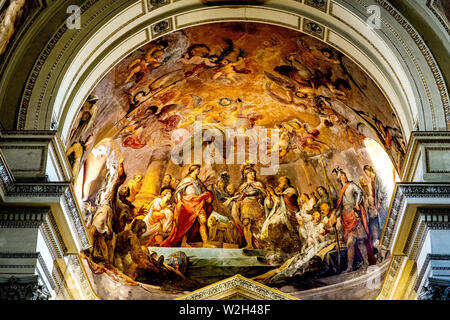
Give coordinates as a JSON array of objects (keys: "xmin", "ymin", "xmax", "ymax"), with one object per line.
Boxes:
[{"xmin": 0, "ymin": 0, "xmax": 447, "ymax": 147}]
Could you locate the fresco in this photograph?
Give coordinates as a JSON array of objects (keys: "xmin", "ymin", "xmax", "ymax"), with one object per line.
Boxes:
[
  {"xmin": 0, "ymin": 0, "xmax": 38, "ymax": 56},
  {"xmin": 66, "ymin": 23, "xmax": 405, "ymax": 294}
]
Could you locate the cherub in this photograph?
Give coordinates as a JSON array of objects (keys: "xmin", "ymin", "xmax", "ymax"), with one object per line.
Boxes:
[
  {"xmin": 266, "ymin": 124, "xmax": 290, "ymax": 158},
  {"xmin": 179, "ymin": 53, "xmax": 219, "ymax": 68},
  {"xmin": 212, "ymin": 56, "xmax": 250, "ymax": 82},
  {"xmin": 309, "ymin": 46, "xmax": 341, "ymax": 65},
  {"xmin": 125, "ymin": 41, "xmax": 168, "ymax": 83},
  {"xmin": 311, "ymin": 69, "xmax": 346, "ymax": 97}
]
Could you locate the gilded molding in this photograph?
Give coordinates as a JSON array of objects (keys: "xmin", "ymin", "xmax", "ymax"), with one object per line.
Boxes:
[
  {"xmin": 425, "ymin": 147, "xmax": 450, "ymax": 173},
  {"xmin": 0, "ymin": 0, "xmax": 46, "ymax": 86},
  {"xmin": 67, "ymin": 255, "xmax": 98, "ymax": 300},
  {"xmin": 178, "ymin": 275, "xmax": 296, "ymax": 300},
  {"xmin": 377, "ymin": 255, "xmax": 404, "ymax": 300}
]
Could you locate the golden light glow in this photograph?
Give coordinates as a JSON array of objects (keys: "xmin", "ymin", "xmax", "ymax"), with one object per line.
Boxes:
[{"xmin": 364, "ymin": 137, "xmax": 399, "ymax": 197}]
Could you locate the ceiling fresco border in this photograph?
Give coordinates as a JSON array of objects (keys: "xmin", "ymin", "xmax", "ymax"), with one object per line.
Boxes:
[
  {"xmin": 67, "ymin": 254, "xmax": 100, "ymax": 300},
  {"xmin": 376, "ymin": 254, "xmax": 405, "ymax": 300},
  {"xmin": 6, "ymin": 0, "xmax": 446, "ymax": 141}
]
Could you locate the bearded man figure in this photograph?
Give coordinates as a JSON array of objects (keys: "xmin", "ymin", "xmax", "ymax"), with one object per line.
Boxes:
[
  {"xmin": 161, "ymin": 165, "xmax": 213, "ymax": 248},
  {"xmin": 334, "ymin": 168, "xmax": 374, "ymax": 273}
]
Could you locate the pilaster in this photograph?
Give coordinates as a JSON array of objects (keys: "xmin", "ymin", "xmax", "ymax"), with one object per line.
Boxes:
[
  {"xmin": 0, "ymin": 129, "xmax": 95, "ymax": 300},
  {"xmin": 378, "ymin": 193, "xmax": 450, "ymax": 299}
]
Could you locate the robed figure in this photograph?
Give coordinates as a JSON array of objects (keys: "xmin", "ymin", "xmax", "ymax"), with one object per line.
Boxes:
[
  {"xmin": 161, "ymin": 165, "xmax": 213, "ymax": 247},
  {"xmin": 334, "ymin": 169, "xmax": 375, "ymax": 272}
]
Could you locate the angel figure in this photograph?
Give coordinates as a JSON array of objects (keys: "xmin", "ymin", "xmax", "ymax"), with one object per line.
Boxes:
[
  {"xmin": 125, "ymin": 40, "xmax": 168, "ymax": 83},
  {"xmin": 212, "ymin": 56, "xmax": 251, "ymax": 82}
]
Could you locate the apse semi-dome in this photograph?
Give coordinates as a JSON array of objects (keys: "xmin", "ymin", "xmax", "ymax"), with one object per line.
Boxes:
[{"xmin": 66, "ymin": 22, "xmax": 405, "ymax": 299}]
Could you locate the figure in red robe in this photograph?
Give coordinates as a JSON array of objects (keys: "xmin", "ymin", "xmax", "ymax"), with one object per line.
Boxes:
[
  {"xmin": 161, "ymin": 165, "xmax": 213, "ymax": 248},
  {"xmin": 334, "ymin": 168, "xmax": 376, "ymax": 273}
]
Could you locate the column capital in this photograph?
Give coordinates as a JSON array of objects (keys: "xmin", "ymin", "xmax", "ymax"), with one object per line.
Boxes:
[{"xmin": 0, "ymin": 275, "xmax": 50, "ymax": 300}]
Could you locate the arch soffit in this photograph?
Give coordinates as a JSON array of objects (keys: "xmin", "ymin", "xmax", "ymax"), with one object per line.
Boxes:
[{"xmin": 13, "ymin": 0, "xmax": 450, "ymax": 143}]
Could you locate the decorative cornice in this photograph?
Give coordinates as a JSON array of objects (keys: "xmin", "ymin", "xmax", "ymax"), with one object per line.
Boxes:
[
  {"xmin": 381, "ymin": 184, "xmax": 450, "ymax": 250},
  {"xmin": 36, "ymin": 253, "xmax": 55, "ymax": 290},
  {"xmin": 0, "ymin": 207, "xmax": 49, "ymax": 228},
  {"xmin": 178, "ymin": 274, "xmax": 296, "ymax": 300},
  {"xmin": 415, "ymin": 254, "xmax": 450, "ymax": 292},
  {"xmin": 0, "ymin": 154, "xmax": 91, "ymax": 251},
  {"xmin": 6, "ymin": 183, "xmax": 69, "ymax": 197},
  {"xmin": 148, "ymin": 0, "xmax": 171, "ymax": 12},
  {"xmin": 420, "ymin": 208, "xmax": 450, "ymax": 230},
  {"xmin": 0, "ymin": 152, "xmax": 14, "ymax": 192},
  {"xmin": 302, "ymin": 18, "xmax": 325, "ymax": 40},
  {"xmin": 372, "ymin": 0, "xmax": 450, "ymax": 129}
]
